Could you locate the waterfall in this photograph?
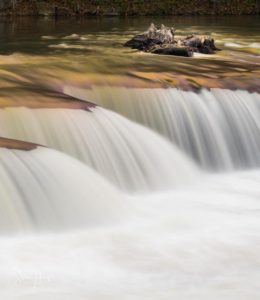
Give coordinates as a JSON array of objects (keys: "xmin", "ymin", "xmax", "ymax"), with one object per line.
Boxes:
[
  {"xmin": 0, "ymin": 106, "xmax": 198, "ymax": 193},
  {"xmin": 64, "ymin": 86, "xmax": 260, "ymax": 171},
  {"xmin": 0, "ymin": 139, "xmax": 126, "ymax": 233}
]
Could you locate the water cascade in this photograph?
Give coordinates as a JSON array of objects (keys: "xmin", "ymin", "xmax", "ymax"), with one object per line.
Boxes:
[
  {"xmin": 0, "ymin": 106, "xmax": 198, "ymax": 192},
  {"xmin": 64, "ymin": 86, "xmax": 260, "ymax": 171},
  {"xmin": 0, "ymin": 16, "xmax": 260, "ymax": 300},
  {"xmin": 0, "ymin": 138, "xmax": 126, "ymax": 233}
]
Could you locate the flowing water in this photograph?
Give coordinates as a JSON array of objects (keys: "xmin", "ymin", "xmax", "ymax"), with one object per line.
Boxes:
[
  {"xmin": 0, "ymin": 106, "xmax": 198, "ymax": 192},
  {"xmin": 0, "ymin": 16, "xmax": 259, "ymax": 91},
  {"xmin": 65, "ymin": 86, "xmax": 260, "ymax": 171},
  {"xmin": 0, "ymin": 16, "xmax": 260, "ymax": 299},
  {"xmin": 0, "ymin": 143, "xmax": 127, "ymax": 233}
]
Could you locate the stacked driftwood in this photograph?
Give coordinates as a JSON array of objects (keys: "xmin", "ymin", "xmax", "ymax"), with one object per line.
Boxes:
[{"xmin": 125, "ymin": 24, "xmax": 220, "ymax": 57}]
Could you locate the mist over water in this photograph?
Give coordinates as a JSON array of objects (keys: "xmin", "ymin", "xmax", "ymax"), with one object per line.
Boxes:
[
  {"xmin": 1, "ymin": 171, "xmax": 260, "ymax": 299},
  {"xmin": 0, "ymin": 16, "xmax": 260, "ymax": 299}
]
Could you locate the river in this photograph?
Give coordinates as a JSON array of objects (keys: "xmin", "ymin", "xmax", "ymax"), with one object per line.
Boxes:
[{"xmin": 0, "ymin": 16, "xmax": 260, "ymax": 300}]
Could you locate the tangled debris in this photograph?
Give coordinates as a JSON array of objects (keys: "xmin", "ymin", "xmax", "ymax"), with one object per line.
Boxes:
[{"xmin": 125, "ymin": 24, "xmax": 220, "ymax": 57}]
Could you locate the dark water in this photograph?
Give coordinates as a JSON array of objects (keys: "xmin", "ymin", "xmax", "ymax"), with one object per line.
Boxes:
[
  {"xmin": 0, "ymin": 16, "xmax": 259, "ymax": 53},
  {"xmin": 0, "ymin": 16, "xmax": 259, "ymax": 96}
]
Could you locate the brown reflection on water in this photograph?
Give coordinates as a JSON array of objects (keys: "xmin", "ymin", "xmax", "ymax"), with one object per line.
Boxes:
[
  {"xmin": 0, "ymin": 87, "xmax": 96, "ymax": 110},
  {"xmin": 0, "ymin": 16, "xmax": 259, "ymax": 94},
  {"xmin": 0, "ymin": 137, "xmax": 38, "ymax": 151}
]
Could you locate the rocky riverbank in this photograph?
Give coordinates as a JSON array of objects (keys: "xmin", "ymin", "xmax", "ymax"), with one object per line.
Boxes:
[{"xmin": 0, "ymin": 0, "xmax": 259, "ymax": 17}]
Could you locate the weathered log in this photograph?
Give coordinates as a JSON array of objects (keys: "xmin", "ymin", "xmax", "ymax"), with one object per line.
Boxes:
[
  {"xmin": 124, "ymin": 24, "xmax": 220, "ymax": 57},
  {"xmin": 152, "ymin": 46, "xmax": 193, "ymax": 57},
  {"xmin": 125, "ymin": 37, "xmax": 163, "ymax": 51},
  {"xmin": 146, "ymin": 24, "xmax": 175, "ymax": 44},
  {"xmin": 125, "ymin": 23, "xmax": 175, "ymax": 51},
  {"xmin": 182, "ymin": 36, "xmax": 219, "ymax": 54}
]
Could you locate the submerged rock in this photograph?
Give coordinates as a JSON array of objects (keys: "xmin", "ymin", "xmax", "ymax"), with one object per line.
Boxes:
[{"xmin": 125, "ymin": 24, "xmax": 220, "ymax": 57}]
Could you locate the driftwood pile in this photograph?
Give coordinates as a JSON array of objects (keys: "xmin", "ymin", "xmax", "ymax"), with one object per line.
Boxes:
[{"xmin": 125, "ymin": 24, "xmax": 220, "ymax": 57}]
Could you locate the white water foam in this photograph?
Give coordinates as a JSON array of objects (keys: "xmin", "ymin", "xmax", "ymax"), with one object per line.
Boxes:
[{"xmin": 1, "ymin": 169, "xmax": 260, "ymax": 299}]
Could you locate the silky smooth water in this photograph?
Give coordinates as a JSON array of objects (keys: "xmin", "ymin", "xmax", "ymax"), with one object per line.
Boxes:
[
  {"xmin": 1, "ymin": 170, "xmax": 260, "ymax": 299},
  {"xmin": 0, "ymin": 16, "xmax": 259, "ymax": 300},
  {"xmin": 65, "ymin": 86, "xmax": 260, "ymax": 171},
  {"xmin": 0, "ymin": 106, "xmax": 198, "ymax": 192},
  {"xmin": 0, "ymin": 146, "xmax": 127, "ymax": 233}
]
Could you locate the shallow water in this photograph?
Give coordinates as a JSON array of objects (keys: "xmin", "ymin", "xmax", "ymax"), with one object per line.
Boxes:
[{"xmin": 0, "ymin": 16, "xmax": 259, "ymax": 92}]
